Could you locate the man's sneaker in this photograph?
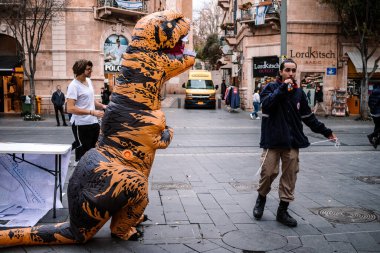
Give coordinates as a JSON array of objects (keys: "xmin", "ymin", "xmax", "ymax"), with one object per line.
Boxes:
[
  {"xmin": 256, "ymin": 117, "xmax": 260, "ymax": 120},
  {"xmin": 373, "ymin": 136, "xmax": 379, "ymax": 149},
  {"xmin": 250, "ymin": 114, "xmax": 254, "ymax": 120},
  {"xmin": 368, "ymin": 135, "xmax": 374, "ymax": 145}
]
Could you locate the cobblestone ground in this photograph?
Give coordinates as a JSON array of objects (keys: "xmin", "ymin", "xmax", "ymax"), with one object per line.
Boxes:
[{"xmin": 0, "ymin": 100, "xmax": 379, "ymax": 253}]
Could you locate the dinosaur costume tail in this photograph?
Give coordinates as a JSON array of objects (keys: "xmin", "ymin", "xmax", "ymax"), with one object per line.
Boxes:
[{"xmin": 0, "ymin": 222, "xmax": 78, "ymax": 247}]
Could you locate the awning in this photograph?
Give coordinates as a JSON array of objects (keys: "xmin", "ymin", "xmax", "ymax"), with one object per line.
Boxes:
[
  {"xmin": 0, "ymin": 56, "xmax": 20, "ymax": 75},
  {"xmin": 225, "ymin": 37, "xmax": 237, "ymax": 46},
  {"xmin": 347, "ymin": 50, "xmax": 380, "ymax": 73},
  {"xmin": 220, "ymin": 63, "xmax": 232, "ymax": 69}
]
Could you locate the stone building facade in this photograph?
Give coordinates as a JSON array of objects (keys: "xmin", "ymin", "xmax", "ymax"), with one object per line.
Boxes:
[
  {"xmin": 0, "ymin": 0, "xmax": 192, "ymax": 115},
  {"xmin": 218, "ymin": 0, "xmax": 380, "ymax": 114}
]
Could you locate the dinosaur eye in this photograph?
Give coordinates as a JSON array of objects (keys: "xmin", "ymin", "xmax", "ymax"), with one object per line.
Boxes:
[{"xmin": 167, "ymin": 23, "xmax": 172, "ymax": 28}]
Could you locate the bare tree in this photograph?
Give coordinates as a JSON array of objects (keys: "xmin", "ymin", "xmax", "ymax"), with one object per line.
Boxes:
[
  {"xmin": 0, "ymin": 0, "xmax": 68, "ymax": 118},
  {"xmin": 193, "ymin": 0, "xmax": 223, "ymax": 55},
  {"xmin": 321, "ymin": 0, "xmax": 380, "ymax": 120}
]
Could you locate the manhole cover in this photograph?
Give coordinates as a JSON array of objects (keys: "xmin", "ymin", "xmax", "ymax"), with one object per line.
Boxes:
[
  {"xmin": 318, "ymin": 207, "xmax": 378, "ymax": 224},
  {"xmin": 151, "ymin": 182, "xmax": 192, "ymax": 190},
  {"xmin": 229, "ymin": 182, "xmax": 278, "ymax": 192},
  {"xmin": 222, "ymin": 230, "xmax": 287, "ymax": 251},
  {"xmin": 355, "ymin": 176, "xmax": 380, "ymax": 184}
]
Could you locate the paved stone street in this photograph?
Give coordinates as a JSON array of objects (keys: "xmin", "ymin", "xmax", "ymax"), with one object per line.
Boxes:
[{"xmin": 0, "ymin": 100, "xmax": 379, "ymax": 253}]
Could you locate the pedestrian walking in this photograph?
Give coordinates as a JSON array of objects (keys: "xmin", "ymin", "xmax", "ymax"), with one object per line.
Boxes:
[
  {"xmin": 66, "ymin": 59, "xmax": 107, "ymax": 164},
  {"xmin": 253, "ymin": 58, "xmax": 337, "ymax": 227},
  {"xmin": 313, "ymin": 85, "xmax": 328, "ymax": 117},
  {"xmin": 221, "ymin": 79, "xmax": 227, "ymax": 100},
  {"xmin": 368, "ymin": 84, "xmax": 380, "ymax": 149},
  {"xmin": 51, "ymin": 85, "xmax": 68, "ymax": 126},
  {"xmin": 250, "ymin": 87, "xmax": 260, "ymax": 119},
  {"xmin": 101, "ymin": 86, "xmax": 111, "ymax": 105}
]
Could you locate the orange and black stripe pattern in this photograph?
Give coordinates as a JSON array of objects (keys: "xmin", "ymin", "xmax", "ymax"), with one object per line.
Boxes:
[{"xmin": 0, "ymin": 10, "xmax": 194, "ymax": 247}]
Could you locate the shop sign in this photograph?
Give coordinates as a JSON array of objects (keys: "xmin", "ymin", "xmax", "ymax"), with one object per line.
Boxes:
[
  {"xmin": 326, "ymin": 67, "xmax": 337, "ymax": 75},
  {"xmin": 289, "ymin": 47, "xmax": 336, "ymax": 59},
  {"xmin": 104, "ymin": 34, "xmax": 128, "ymax": 73},
  {"xmin": 253, "ymin": 56, "xmax": 279, "ymax": 77}
]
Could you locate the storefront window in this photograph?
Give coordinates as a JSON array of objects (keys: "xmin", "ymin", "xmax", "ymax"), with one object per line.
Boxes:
[{"xmin": 300, "ymin": 72, "xmax": 324, "ymax": 107}]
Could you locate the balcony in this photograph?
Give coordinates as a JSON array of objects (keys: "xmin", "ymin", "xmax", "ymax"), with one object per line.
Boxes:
[
  {"xmin": 94, "ymin": 0, "xmax": 148, "ymax": 24},
  {"xmin": 217, "ymin": 0, "xmax": 230, "ymax": 11},
  {"xmin": 238, "ymin": 1, "xmax": 280, "ymax": 32},
  {"xmin": 0, "ymin": 0, "xmax": 21, "ymax": 14}
]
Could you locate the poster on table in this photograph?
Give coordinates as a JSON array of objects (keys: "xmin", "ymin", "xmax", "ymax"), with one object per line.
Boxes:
[{"xmin": 0, "ymin": 152, "xmax": 70, "ymax": 227}]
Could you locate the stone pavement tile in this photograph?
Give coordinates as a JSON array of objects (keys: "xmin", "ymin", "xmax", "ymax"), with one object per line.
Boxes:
[
  {"xmin": 204, "ymin": 247, "xmax": 235, "ymax": 253},
  {"xmin": 207, "ymin": 209, "xmax": 235, "ymax": 226},
  {"xmin": 209, "ymin": 172, "xmax": 234, "ymax": 183},
  {"xmin": 226, "ymin": 212, "xmax": 255, "ymax": 224},
  {"xmin": 282, "ymin": 236, "xmax": 303, "ymax": 251},
  {"xmin": 346, "ymin": 232, "xmax": 380, "ymax": 252},
  {"xmin": 209, "ymin": 189, "xmax": 237, "ymax": 206},
  {"xmin": 257, "ymin": 221, "xmax": 299, "ymax": 237},
  {"xmin": 234, "ymin": 223, "xmax": 262, "ymax": 231},
  {"xmin": 299, "ymin": 213, "xmax": 333, "ymax": 228},
  {"xmin": 159, "ymin": 243, "xmax": 198, "ymax": 253},
  {"xmin": 142, "ymin": 224, "xmax": 201, "ymax": 244},
  {"xmin": 199, "ymin": 223, "xmax": 222, "ymax": 239},
  {"xmin": 116, "ymin": 241, "xmax": 167, "ymax": 253},
  {"xmin": 292, "ymin": 224, "xmax": 322, "ymax": 236},
  {"xmin": 164, "ymin": 211, "xmax": 189, "ymax": 223},
  {"xmin": 178, "ymin": 189, "xmax": 197, "ymax": 198},
  {"xmin": 207, "ymin": 239, "xmax": 243, "ymax": 253},
  {"xmin": 299, "ymin": 235, "xmax": 333, "ymax": 253},
  {"xmin": 192, "ymin": 186, "xmax": 212, "ymax": 194},
  {"xmin": 369, "ymin": 231, "xmax": 380, "ymax": 244},
  {"xmin": 185, "ymin": 240, "xmax": 221, "ymax": 252},
  {"xmin": 329, "ymin": 241, "xmax": 358, "ymax": 253},
  {"xmin": 186, "ymin": 212, "xmax": 213, "ymax": 223},
  {"xmin": 83, "ymin": 238, "xmax": 134, "ymax": 253},
  {"xmin": 181, "ymin": 199, "xmax": 209, "ymax": 215},
  {"xmin": 197, "ymin": 193, "xmax": 221, "ymax": 210},
  {"xmin": 144, "ymin": 205, "xmax": 166, "ymax": 225},
  {"xmin": 220, "ymin": 204, "xmax": 245, "ymax": 214},
  {"xmin": 292, "ymin": 247, "xmax": 318, "ymax": 253},
  {"xmin": 147, "ymin": 189, "xmax": 161, "ymax": 206},
  {"xmin": 215, "ymin": 224, "xmax": 238, "ymax": 235}
]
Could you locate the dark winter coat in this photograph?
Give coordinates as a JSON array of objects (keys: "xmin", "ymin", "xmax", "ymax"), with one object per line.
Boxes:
[
  {"xmin": 51, "ymin": 91, "xmax": 65, "ymax": 107},
  {"xmin": 369, "ymin": 85, "xmax": 380, "ymax": 117},
  {"xmin": 314, "ymin": 88, "xmax": 323, "ymax": 103},
  {"xmin": 260, "ymin": 80, "xmax": 332, "ymax": 149}
]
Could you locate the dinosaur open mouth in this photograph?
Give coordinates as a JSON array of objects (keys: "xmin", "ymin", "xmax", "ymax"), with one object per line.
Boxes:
[{"xmin": 163, "ymin": 34, "xmax": 196, "ymax": 57}]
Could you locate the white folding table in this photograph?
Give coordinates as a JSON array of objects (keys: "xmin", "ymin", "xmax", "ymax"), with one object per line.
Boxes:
[{"xmin": 0, "ymin": 142, "xmax": 71, "ymax": 218}]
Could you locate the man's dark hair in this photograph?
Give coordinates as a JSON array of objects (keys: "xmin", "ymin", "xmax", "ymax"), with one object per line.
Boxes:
[
  {"xmin": 72, "ymin": 59, "xmax": 93, "ymax": 77},
  {"xmin": 279, "ymin": 58, "xmax": 297, "ymax": 71},
  {"xmin": 277, "ymin": 58, "xmax": 297, "ymax": 79}
]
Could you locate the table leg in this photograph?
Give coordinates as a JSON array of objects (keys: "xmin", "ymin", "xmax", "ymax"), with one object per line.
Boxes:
[{"xmin": 53, "ymin": 154, "xmax": 58, "ymax": 218}]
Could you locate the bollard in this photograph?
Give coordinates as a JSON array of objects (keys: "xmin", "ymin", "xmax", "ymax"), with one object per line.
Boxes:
[
  {"xmin": 217, "ymin": 98, "xmax": 221, "ymax": 109},
  {"xmin": 177, "ymin": 98, "xmax": 181, "ymax": 108}
]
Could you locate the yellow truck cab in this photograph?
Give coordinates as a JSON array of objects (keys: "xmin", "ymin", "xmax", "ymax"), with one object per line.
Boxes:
[{"xmin": 182, "ymin": 70, "xmax": 218, "ymax": 109}]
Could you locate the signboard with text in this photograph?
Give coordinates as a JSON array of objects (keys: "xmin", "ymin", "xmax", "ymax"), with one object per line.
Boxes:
[
  {"xmin": 104, "ymin": 34, "xmax": 129, "ymax": 73},
  {"xmin": 253, "ymin": 56, "xmax": 279, "ymax": 77}
]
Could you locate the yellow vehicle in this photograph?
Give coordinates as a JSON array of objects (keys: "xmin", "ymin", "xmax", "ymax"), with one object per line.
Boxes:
[{"xmin": 182, "ymin": 70, "xmax": 218, "ymax": 109}]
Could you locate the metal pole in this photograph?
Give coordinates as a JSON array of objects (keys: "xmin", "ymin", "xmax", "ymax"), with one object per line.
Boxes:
[{"xmin": 280, "ymin": 0, "xmax": 287, "ymax": 62}]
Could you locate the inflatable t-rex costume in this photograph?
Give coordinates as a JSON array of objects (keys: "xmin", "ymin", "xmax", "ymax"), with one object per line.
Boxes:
[{"xmin": 0, "ymin": 10, "xmax": 195, "ymax": 247}]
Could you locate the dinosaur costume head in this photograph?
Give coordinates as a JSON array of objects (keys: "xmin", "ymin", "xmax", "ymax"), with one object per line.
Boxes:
[
  {"xmin": 112, "ymin": 10, "xmax": 195, "ymax": 111},
  {"xmin": 0, "ymin": 10, "xmax": 195, "ymax": 248}
]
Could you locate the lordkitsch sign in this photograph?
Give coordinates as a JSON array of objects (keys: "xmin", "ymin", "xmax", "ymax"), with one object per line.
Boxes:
[{"xmin": 253, "ymin": 56, "xmax": 280, "ymax": 77}]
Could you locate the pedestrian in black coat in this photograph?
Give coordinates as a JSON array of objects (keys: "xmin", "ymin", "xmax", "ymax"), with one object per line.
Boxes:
[
  {"xmin": 368, "ymin": 84, "xmax": 380, "ymax": 148},
  {"xmin": 51, "ymin": 85, "xmax": 67, "ymax": 126}
]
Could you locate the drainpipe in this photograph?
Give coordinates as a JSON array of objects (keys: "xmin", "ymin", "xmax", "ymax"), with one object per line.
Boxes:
[
  {"xmin": 233, "ymin": 0, "xmax": 237, "ymax": 35},
  {"xmin": 280, "ymin": 0, "xmax": 287, "ymax": 61}
]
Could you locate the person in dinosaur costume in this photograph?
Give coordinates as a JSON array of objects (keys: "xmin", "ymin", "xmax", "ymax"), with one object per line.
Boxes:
[{"xmin": 0, "ymin": 10, "xmax": 195, "ymax": 247}]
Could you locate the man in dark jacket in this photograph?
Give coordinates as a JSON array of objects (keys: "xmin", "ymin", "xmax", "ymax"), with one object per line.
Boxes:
[
  {"xmin": 253, "ymin": 58, "xmax": 336, "ymax": 227},
  {"xmin": 368, "ymin": 84, "xmax": 380, "ymax": 148},
  {"xmin": 51, "ymin": 85, "xmax": 68, "ymax": 126}
]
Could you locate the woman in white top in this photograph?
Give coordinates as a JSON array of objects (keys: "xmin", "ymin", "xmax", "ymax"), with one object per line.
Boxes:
[
  {"xmin": 67, "ymin": 60, "xmax": 107, "ymax": 163},
  {"xmin": 250, "ymin": 88, "xmax": 261, "ymax": 119}
]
